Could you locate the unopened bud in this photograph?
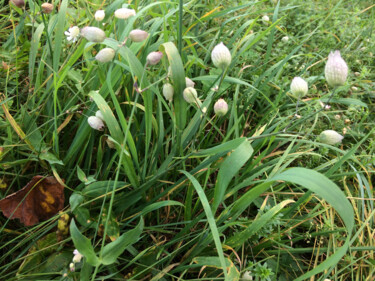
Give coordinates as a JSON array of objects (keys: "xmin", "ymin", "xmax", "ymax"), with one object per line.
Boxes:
[
  {"xmin": 146, "ymin": 51, "xmax": 163, "ymax": 65},
  {"xmin": 81, "ymin": 27, "xmax": 106, "ymax": 42},
  {"xmin": 95, "ymin": 110, "xmax": 104, "ymax": 121},
  {"xmin": 41, "ymin": 3, "xmax": 53, "ymax": 14},
  {"xmin": 95, "ymin": 10, "xmax": 105, "ymax": 21},
  {"xmin": 115, "ymin": 8, "xmax": 136, "ymax": 19},
  {"xmin": 95, "ymin": 48, "xmax": 115, "ymax": 63},
  {"xmin": 290, "ymin": 77, "xmax": 308, "ymax": 98},
  {"xmin": 185, "ymin": 77, "xmax": 195, "ymax": 88},
  {"xmin": 325, "ymin": 50, "xmax": 348, "ymax": 87},
  {"xmin": 214, "ymin": 99, "xmax": 228, "ymax": 117},
  {"xmin": 129, "ymin": 29, "xmax": 148, "ymax": 42},
  {"xmin": 262, "ymin": 15, "xmax": 270, "ymax": 23},
  {"xmin": 10, "ymin": 0, "xmax": 24, "ymax": 8},
  {"xmin": 88, "ymin": 116, "xmax": 105, "ymax": 131},
  {"xmin": 319, "ymin": 130, "xmax": 344, "ymax": 145},
  {"xmin": 183, "ymin": 87, "xmax": 198, "ymax": 103},
  {"xmin": 211, "ymin": 42, "xmax": 231, "ymax": 69},
  {"xmin": 163, "ymin": 83, "xmax": 174, "ymax": 102},
  {"xmin": 69, "ymin": 263, "xmax": 75, "ymax": 272},
  {"xmin": 281, "ymin": 36, "xmax": 289, "ymax": 43}
]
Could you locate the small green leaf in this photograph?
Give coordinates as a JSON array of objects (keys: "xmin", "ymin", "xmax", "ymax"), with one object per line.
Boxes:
[
  {"xmin": 70, "ymin": 219, "xmax": 100, "ymax": 266},
  {"xmin": 39, "ymin": 152, "xmax": 64, "ymax": 165},
  {"xmin": 101, "ymin": 217, "xmax": 144, "ymax": 265},
  {"xmin": 69, "ymin": 193, "xmax": 84, "ymax": 212}
]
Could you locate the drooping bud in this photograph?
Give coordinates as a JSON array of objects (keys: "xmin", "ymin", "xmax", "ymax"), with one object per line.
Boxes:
[
  {"xmin": 41, "ymin": 3, "xmax": 53, "ymax": 14},
  {"xmin": 290, "ymin": 77, "xmax": 308, "ymax": 98},
  {"xmin": 129, "ymin": 29, "xmax": 148, "ymax": 42},
  {"xmin": 214, "ymin": 99, "xmax": 228, "ymax": 117},
  {"xmin": 146, "ymin": 51, "xmax": 163, "ymax": 65},
  {"xmin": 95, "ymin": 110, "xmax": 104, "ymax": 121},
  {"xmin": 281, "ymin": 36, "xmax": 289, "ymax": 43},
  {"xmin": 114, "ymin": 8, "xmax": 136, "ymax": 19},
  {"xmin": 95, "ymin": 48, "xmax": 115, "ymax": 63},
  {"xmin": 324, "ymin": 50, "xmax": 348, "ymax": 87},
  {"xmin": 319, "ymin": 130, "xmax": 344, "ymax": 145},
  {"xmin": 185, "ymin": 77, "xmax": 195, "ymax": 88},
  {"xmin": 183, "ymin": 87, "xmax": 198, "ymax": 103},
  {"xmin": 95, "ymin": 10, "xmax": 105, "ymax": 21},
  {"xmin": 81, "ymin": 27, "xmax": 106, "ymax": 43},
  {"xmin": 211, "ymin": 42, "xmax": 231, "ymax": 70},
  {"xmin": 88, "ymin": 116, "xmax": 105, "ymax": 131},
  {"xmin": 163, "ymin": 83, "xmax": 174, "ymax": 102},
  {"xmin": 10, "ymin": 0, "xmax": 24, "ymax": 8}
]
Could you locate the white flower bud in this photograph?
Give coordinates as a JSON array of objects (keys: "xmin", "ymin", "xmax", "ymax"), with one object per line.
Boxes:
[
  {"xmin": 324, "ymin": 50, "xmax": 348, "ymax": 87},
  {"xmin": 41, "ymin": 3, "xmax": 53, "ymax": 14},
  {"xmin": 95, "ymin": 110, "xmax": 104, "ymax": 121},
  {"xmin": 319, "ymin": 130, "xmax": 344, "ymax": 145},
  {"xmin": 281, "ymin": 36, "xmax": 289, "ymax": 43},
  {"xmin": 211, "ymin": 42, "xmax": 231, "ymax": 70},
  {"xmin": 95, "ymin": 10, "xmax": 105, "ymax": 21},
  {"xmin": 72, "ymin": 249, "xmax": 83, "ymax": 263},
  {"xmin": 114, "ymin": 8, "xmax": 136, "ymax": 19},
  {"xmin": 290, "ymin": 77, "xmax": 308, "ymax": 98},
  {"xmin": 146, "ymin": 51, "xmax": 163, "ymax": 65},
  {"xmin": 242, "ymin": 271, "xmax": 253, "ymax": 280},
  {"xmin": 88, "ymin": 116, "xmax": 105, "ymax": 131},
  {"xmin": 163, "ymin": 83, "xmax": 174, "ymax": 102},
  {"xmin": 129, "ymin": 29, "xmax": 148, "ymax": 42},
  {"xmin": 214, "ymin": 99, "xmax": 228, "ymax": 117},
  {"xmin": 183, "ymin": 87, "xmax": 198, "ymax": 103},
  {"xmin": 81, "ymin": 27, "xmax": 106, "ymax": 43},
  {"xmin": 185, "ymin": 77, "xmax": 195, "ymax": 88},
  {"xmin": 95, "ymin": 48, "xmax": 115, "ymax": 63},
  {"xmin": 262, "ymin": 15, "xmax": 270, "ymax": 23}
]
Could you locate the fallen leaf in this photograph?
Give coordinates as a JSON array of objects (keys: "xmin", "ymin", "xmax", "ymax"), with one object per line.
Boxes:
[{"xmin": 0, "ymin": 176, "xmax": 65, "ymax": 226}]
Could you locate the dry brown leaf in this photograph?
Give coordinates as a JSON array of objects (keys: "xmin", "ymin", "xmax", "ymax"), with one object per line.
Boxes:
[{"xmin": 0, "ymin": 176, "xmax": 65, "ymax": 226}]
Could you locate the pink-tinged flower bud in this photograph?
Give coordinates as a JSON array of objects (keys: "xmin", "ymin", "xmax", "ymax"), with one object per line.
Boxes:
[
  {"xmin": 81, "ymin": 27, "xmax": 106, "ymax": 43},
  {"xmin": 319, "ymin": 130, "xmax": 344, "ymax": 145},
  {"xmin": 73, "ymin": 249, "xmax": 83, "ymax": 263},
  {"xmin": 214, "ymin": 99, "xmax": 228, "ymax": 117},
  {"xmin": 211, "ymin": 42, "xmax": 231, "ymax": 69},
  {"xmin": 146, "ymin": 51, "xmax": 163, "ymax": 65},
  {"xmin": 290, "ymin": 77, "xmax": 308, "ymax": 98},
  {"xmin": 95, "ymin": 48, "xmax": 115, "ymax": 63},
  {"xmin": 129, "ymin": 29, "xmax": 148, "ymax": 42},
  {"xmin": 183, "ymin": 87, "xmax": 198, "ymax": 103},
  {"xmin": 88, "ymin": 116, "xmax": 105, "ymax": 131},
  {"xmin": 41, "ymin": 3, "xmax": 53, "ymax": 14},
  {"xmin": 69, "ymin": 262, "xmax": 75, "ymax": 272},
  {"xmin": 185, "ymin": 77, "xmax": 195, "ymax": 88},
  {"xmin": 163, "ymin": 83, "xmax": 174, "ymax": 102},
  {"xmin": 325, "ymin": 50, "xmax": 348, "ymax": 87},
  {"xmin": 114, "ymin": 8, "xmax": 136, "ymax": 19},
  {"xmin": 10, "ymin": 0, "xmax": 24, "ymax": 8},
  {"xmin": 95, "ymin": 10, "xmax": 105, "ymax": 21},
  {"xmin": 95, "ymin": 110, "xmax": 104, "ymax": 121}
]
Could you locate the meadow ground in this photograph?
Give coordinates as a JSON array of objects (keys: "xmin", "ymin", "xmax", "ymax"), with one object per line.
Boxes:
[{"xmin": 0, "ymin": 0, "xmax": 374, "ymax": 280}]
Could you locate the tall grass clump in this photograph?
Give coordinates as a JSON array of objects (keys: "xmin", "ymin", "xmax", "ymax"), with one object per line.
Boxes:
[{"xmin": 0, "ymin": 0, "xmax": 374, "ymax": 280}]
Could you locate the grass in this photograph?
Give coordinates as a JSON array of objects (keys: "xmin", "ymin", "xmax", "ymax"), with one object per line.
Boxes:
[{"xmin": 0, "ymin": 0, "xmax": 374, "ymax": 280}]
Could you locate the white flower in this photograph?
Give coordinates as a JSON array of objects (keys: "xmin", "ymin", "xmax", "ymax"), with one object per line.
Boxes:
[
  {"xmin": 211, "ymin": 42, "xmax": 231, "ymax": 70},
  {"xmin": 146, "ymin": 51, "xmax": 163, "ymax": 65},
  {"xmin": 319, "ymin": 130, "xmax": 344, "ymax": 145},
  {"xmin": 183, "ymin": 87, "xmax": 198, "ymax": 103},
  {"xmin": 163, "ymin": 83, "xmax": 174, "ymax": 102},
  {"xmin": 214, "ymin": 99, "xmax": 228, "ymax": 117},
  {"xmin": 95, "ymin": 48, "xmax": 115, "ymax": 63},
  {"xmin": 281, "ymin": 36, "xmax": 289, "ymax": 43},
  {"xmin": 129, "ymin": 29, "xmax": 148, "ymax": 42},
  {"xmin": 185, "ymin": 77, "xmax": 195, "ymax": 88},
  {"xmin": 88, "ymin": 116, "xmax": 105, "ymax": 131},
  {"xmin": 324, "ymin": 50, "xmax": 348, "ymax": 87},
  {"xmin": 115, "ymin": 8, "xmax": 136, "ymax": 19},
  {"xmin": 65, "ymin": 26, "xmax": 80, "ymax": 42},
  {"xmin": 242, "ymin": 270, "xmax": 253, "ymax": 280},
  {"xmin": 95, "ymin": 10, "xmax": 105, "ymax": 21},
  {"xmin": 262, "ymin": 15, "xmax": 270, "ymax": 23},
  {"xmin": 290, "ymin": 77, "xmax": 308, "ymax": 98},
  {"xmin": 72, "ymin": 249, "xmax": 83, "ymax": 263}
]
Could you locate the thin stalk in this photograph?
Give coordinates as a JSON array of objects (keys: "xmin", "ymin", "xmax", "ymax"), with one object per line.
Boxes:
[{"xmin": 178, "ymin": 0, "xmax": 183, "ymax": 54}]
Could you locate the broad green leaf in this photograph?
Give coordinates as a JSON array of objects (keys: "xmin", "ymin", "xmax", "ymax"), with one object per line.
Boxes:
[
  {"xmin": 70, "ymin": 219, "xmax": 100, "ymax": 266},
  {"xmin": 101, "ymin": 218, "xmax": 144, "ymax": 265},
  {"xmin": 39, "ymin": 152, "xmax": 64, "ymax": 165},
  {"xmin": 69, "ymin": 193, "xmax": 84, "ymax": 212}
]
